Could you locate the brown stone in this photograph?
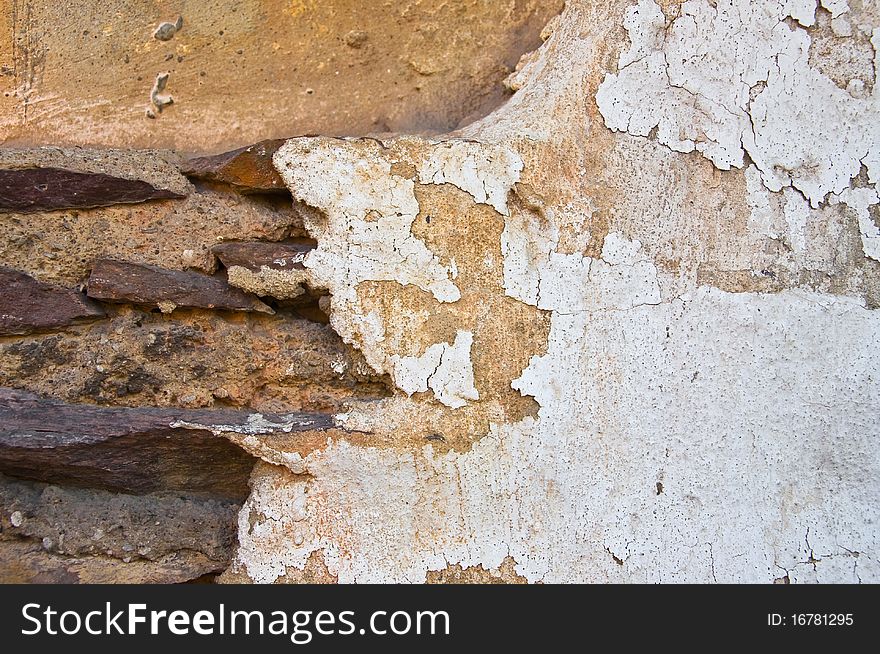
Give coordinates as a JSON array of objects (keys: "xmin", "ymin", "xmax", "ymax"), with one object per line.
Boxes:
[
  {"xmin": 0, "ymin": 267, "xmax": 105, "ymax": 335},
  {"xmin": 0, "ymin": 474, "xmax": 239, "ymax": 584},
  {"xmin": 0, "ymin": 387, "xmax": 334, "ymax": 498},
  {"xmin": 0, "ymin": 540, "xmax": 226, "ymax": 584},
  {"xmin": 212, "ymin": 240, "xmax": 314, "ymax": 272},
  {"xmin": 181, "ymin": 140, "xmax": 288, "ymax": 192},
  {"xmin": 86, "ymin": 259, "xmax": 274, "ymax": 313},
  {"xmin": 0, "ymin": 168, "xmax": 185, "ymax": 213}
]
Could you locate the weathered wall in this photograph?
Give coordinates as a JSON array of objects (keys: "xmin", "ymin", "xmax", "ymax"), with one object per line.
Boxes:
[
  {"xmin": 1, "ymin": 0, "xmax": 878, "ymax": 584},
  {"xmin": 0, "ymin": 0, "xmax": 562, "ymax": 152},
  {"xmin": 227, "ymin": 0, "xmax": 880, "ymax": 583}
]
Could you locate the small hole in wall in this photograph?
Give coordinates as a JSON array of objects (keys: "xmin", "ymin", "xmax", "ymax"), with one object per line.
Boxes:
[{"xmin": 656, "ymin": 482, "xmax": 664, "ymax": 495}]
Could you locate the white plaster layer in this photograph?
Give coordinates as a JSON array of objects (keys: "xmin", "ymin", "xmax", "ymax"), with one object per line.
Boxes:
[
  {"xmin": 234, "ymin": 0, "xmax": 880, "ymax": 585},
  {"xmin": 236, "ymin": 277, "xmax": 880, "ymax": 583},
  {"xmin": 596, "ymin": 0, "xmax": 880, "ymax": 206},
  {"xmin": 392, "ymin": 330, "xmax": 479, "ymax": 409},
  {"xmin": 273, "ymin": 137, "xmax": 460, "ymax": 306},
  {"xmin": 417, "ymin": 140, "xmax": 523, "ymax": 215},
  {"xmin": 273, "ymin": 136, "xmax": 520, "ymax": 405}
]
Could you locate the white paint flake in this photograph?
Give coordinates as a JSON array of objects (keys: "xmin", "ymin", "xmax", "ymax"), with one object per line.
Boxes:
[
  {"xmin": 502, "ymin": 227, "xmax": 662, "ymax": 312},
  {"xmin": 274, "ymin": 137, "xmax": 460, "ymax": 306},
  {"xmin": 392, "ymin": 330, "xmax": 480, "ymax": 409},
  {"xmin": 596, "ymin": 0, "xmax": 880, "ymax": 206},
  {"xmin": 170, "ymin": 413, "xmax": 320, "ymax": 436},
  {"xmin": 786, "ymin": 0, "xmax": 849, "ymax": 27},
  {"xmin": 417, "ymin": 140, "xmax": 523, "ymax": 215},
  {"xmin": 272, "ymin": 136, "xmax": 519, "ymax": 388}
]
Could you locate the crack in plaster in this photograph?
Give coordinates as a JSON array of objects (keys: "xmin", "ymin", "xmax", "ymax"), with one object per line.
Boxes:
[
  {"xmin": 596, "ymin": 0, "xmax": 880, "ymax": 207},
  {"xmin": 391, "ymin": 330, "xmax": 480, "ymax": 409},
  {"xmin": 227, "ymin": 1, "xmax": 880, "ymax": 584}
]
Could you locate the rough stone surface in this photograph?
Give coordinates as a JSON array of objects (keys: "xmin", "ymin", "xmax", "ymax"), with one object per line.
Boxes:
[
  {"xmin": 0, "ymin": 266, "xmax": 105, "ymax": 335},
  {"xmin": 87, "ymin": 259, "xmax": 274, "ymax": 313},
  {"xmin": 211, "ymin": 240, "xmax": 313, "ymax": 271},
  {"xmin": 0, "ymin": 474, "xmax": 239, "ymax": 583},
  {"xmin": 0, "ymin": 387, "xmax": 332, "ymax": 497},
  {"xmin": 1, "ymin": 0, "xmax": 879, "ymax": 585},
  {"xmin": 0, "ymin": 309, "xmax": 388, "ymax": 413},
  {"xmin": 0, "ymin": 167, "xmax": 185, "ymax": 213},
  {"xmin": 213, "ymin": 240, "xmax": 314, "ymax": 300},
  {"xmin": 0, "ymin": 184, "xmax": 308, "ymax": 287},
  {"xmin": 182, "ymin": 140, "xmax": 288, "ymax": 192},
  {"xmin": 0, "ymin": 146, "xmax": 192, "ymax": 196}
]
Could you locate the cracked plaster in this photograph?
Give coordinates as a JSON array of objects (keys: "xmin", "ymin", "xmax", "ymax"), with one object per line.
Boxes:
[{"xmin": 225, "ymin": 0, "xmax": 880, "ymax": 584}]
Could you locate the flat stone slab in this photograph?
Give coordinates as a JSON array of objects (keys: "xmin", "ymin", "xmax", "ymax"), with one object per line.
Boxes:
[
  {"xmin": 0, "ymin": 146, "xmax": 191, "ymax": 213},
  {"xmin": 86, "ymin": 259, "xmax": 274, "ymax": 313},
  {"xmin": 181, "ymin": 139, "xmax": 288, "ymax": 192},
  {"xmin": 0, "ymin": 167, "xmax": 185, "ymax": 213},
  {"xmin": 0, "ymin": 388, "xmax": 334, "ymax": 497},
  {"xmin": 212, "ymin": 240, "xmax": 313, "ymax": 272},
  {"xmin": 0, "ymin": 267, "xmax": 105, "ymax": 335}
]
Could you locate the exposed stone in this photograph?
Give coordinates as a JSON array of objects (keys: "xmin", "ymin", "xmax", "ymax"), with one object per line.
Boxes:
[
  {"xmin": 0, "ymin": 146, "xmax": 192, "ymax": 199},
  {"xmin": 0, "ymin": 1, "xmax": 563, "ymax": 151},
  {"xmin": 0, "ymin": 387, "xmax": 332, "ymax": 497},
  {"xmin": 0, "ymin": 168, "xmax": 184, "ymax": 213},
  {"xmin": 212, "ymin": 240, "xmax": 315, "ymax": 300},
  {"xmin": 0, "ymin": 309, "xmax": 389, "ymax": 413},
  {"xmin": 0, "ymin": 184, "xmax": 306, "ymax": 287},
  {"xmin": 87, "ymin": 259, "xmax": 274, "ymax": 313},
  {"xmin": 0, "ymin": 474, "xmax": 237, "ymax": 584},
  {"xmin": 0, "ymin": 540, "xmax": 219, "ymax": 583},
  {"xmin": 182, "ymin": 140, "xmax": 288, "ymax": 192},
  {"xmin": 212, "ymin": 240, "xmax": 313, "ymax": 272},
  {"xmin": 0, "ymin": 267, "xmax": 105, "ymax": 335}
]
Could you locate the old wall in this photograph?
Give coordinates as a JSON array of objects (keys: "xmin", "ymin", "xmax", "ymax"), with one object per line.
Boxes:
[
  {"xmin": 1, "ymin": 0, "xmax": 878, "ymax": 583},
  {"xmin": 0, "ymin": 0, "xmax": 562, "ymax": 151}
]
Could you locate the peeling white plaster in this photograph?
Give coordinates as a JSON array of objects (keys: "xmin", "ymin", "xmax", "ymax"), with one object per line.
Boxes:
[
  {"xmin": 500, "ymin": 204, "xmax": 559, "ymax": 306},
  {"xmin": 272, "ymin": 136, "xmax": 520, "ymax": 390},
  {"xmin": 273, "ymin": 137, "xmax": 460, "ymax": 376},
  {"xmin": 596, "ymin": 0, "xmax": 880, "ymax": 206},
  {"xmin": 417, "ymin": 140, "xmax": 523, "ymax": 216},
  {"xmin": 236, "ymin": 265, "xmax": 880, "ymax": 583},
  {"xmin": 235, "ymin": 0, "xmax": 880, "ymax": 584},
  {"xmin": 274, "ymin": 137, "xmax": 460, "ymax": 306},
  {"xmin": 782, "ymin": 187, "xmax": 812, "ymax": 257},
  {"xmin": 833, "ymin": 185, "xmax": 880, "ymax": 261},
  {"xmin": 392, "ymin": 330, "xmax": 479, "ymax": 409},
  {"xmin": 503, "ymin": 228, "xmax": 662, "ymax": 313},
  {"xmin": 786, "ymin": 0, "xmax": 850, "ymax": 27},
  {"xmin": 742, "ymin": 162, "xmax": 850, "ymax": 274}
]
